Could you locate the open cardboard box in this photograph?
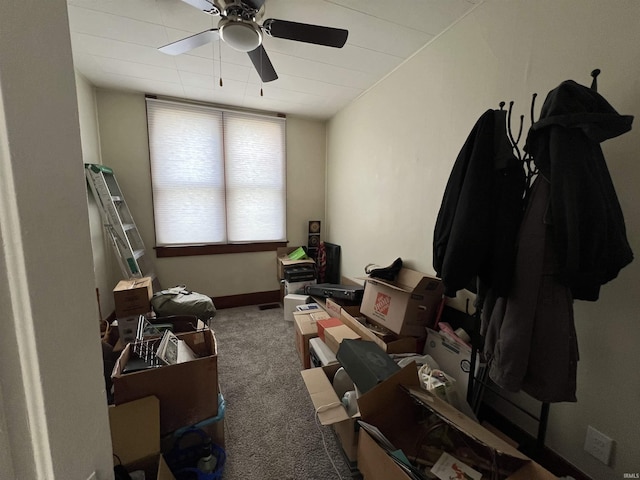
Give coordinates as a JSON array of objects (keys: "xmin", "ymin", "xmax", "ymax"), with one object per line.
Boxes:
[
  {"xmin": 301, "ymin": 363, "xmax": 360, "ymax": 462},
  {"xmin": 113, "ymin": 276, "xmax": 153, "ymax": 318},
  {"xmin": 302, "ymin": 362, "xmax": 556, "ymax": 479},
  {"xmin": 360, "ymin": 268, "xmax": 443, "ymax": 337},
  {"xmin": 340, "ymin": 309, "xmax": 418, "ymax": 354},
  {"xmin": 355, "ymin": 365, "xmax": 558, "ymax": 480},
  {"xmin": 109, "ymin": 396, "xmax": 175, "ymax": 480},
  {"xmin": 112, "ymin": 329, "xmax": 218, "ymax": 435},
  {"xmin": 301, "ymin": 362, "xmax": 423, "ymax": 462},
  {"xmin": 323, "ymin": 297, "xmax": 362, "ymax": 319},
  {"xmin": 276, "ymin": 246, "xmax": 316, "ymax": 280}
]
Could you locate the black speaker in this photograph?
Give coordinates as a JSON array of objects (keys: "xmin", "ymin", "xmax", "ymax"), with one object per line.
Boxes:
[
  {"xmin": 308, "ymin": 220, "xmax": 321, "ymax": 259},
  {"xmin": 324, "ymin": 242, "xmax": 341, "ymax": 284}
]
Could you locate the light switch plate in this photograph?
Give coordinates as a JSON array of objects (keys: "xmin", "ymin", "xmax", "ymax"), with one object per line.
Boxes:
[{"xmin": 584, "ymin": 425, "xmax": 613, "ymax": 465}]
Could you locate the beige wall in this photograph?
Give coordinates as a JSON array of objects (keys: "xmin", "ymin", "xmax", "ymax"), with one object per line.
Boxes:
[
  {"xmin": 76, "ymin": 72, "xmax": 120, "ymax": 319},
  {"xmin": 95, "ymin": 89, "xmax": 327, "ymax": 297},
  {"xmin": 326, "ymin": 0, "xmax": 640, "ymax": 478},
  {"xmin": 0, "ymin": 1, "xmax": 113, "ymax": 478}
]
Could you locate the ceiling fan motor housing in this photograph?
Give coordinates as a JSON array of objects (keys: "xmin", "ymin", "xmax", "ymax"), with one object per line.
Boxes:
[{"xmin": 218, "ymin": 15, "xmax": 263, "ymax": 52}]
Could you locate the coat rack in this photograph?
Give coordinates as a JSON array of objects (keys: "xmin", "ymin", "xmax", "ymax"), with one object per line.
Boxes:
[
  {"xmin": 465, "ymin": 301, "xmax": 550, "ymax": 458},
  {"xmin": 466, "ymin": 69, "xmax": 602, "ymax": 458}
]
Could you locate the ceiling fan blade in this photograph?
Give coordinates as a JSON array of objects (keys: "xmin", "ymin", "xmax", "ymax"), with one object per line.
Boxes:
[
  {"xmin": 247, "ymin": 45, "xmax": 278, "ymax": 82},
  {"xmin": 158, "ymin": 29, "xmax": 219, "ymax": 55},
  {"xmin": 244, "ymin": 0, "xmax": 265, "ymax": 11},
  {"xmin": 179, "ymin": 0, "xmax": 219, "ymax": 14},
  {"xmin": 263, "ymin": 19, "xmax": 348, "ymax": 48}
]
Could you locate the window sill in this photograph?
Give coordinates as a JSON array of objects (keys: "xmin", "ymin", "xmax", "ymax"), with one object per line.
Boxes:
[{"xmin": 154, "ymin": 242, "xmax": 288, "ymax": 257}]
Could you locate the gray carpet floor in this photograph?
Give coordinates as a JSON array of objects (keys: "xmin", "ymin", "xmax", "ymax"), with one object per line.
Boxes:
[{"xmin": 212, "ymin": 305, "xmax": 354, "ymax": 480}]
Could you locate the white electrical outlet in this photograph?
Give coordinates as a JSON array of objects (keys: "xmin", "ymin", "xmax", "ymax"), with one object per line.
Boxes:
[{"xmin": 584, "ymin": 425, "xmax": 614, "ymax": 465}]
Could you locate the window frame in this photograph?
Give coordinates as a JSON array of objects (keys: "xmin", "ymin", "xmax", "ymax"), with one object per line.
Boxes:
[{"xmin": 145, "ymin": 97, "xmax": 288, "ymax": 257}]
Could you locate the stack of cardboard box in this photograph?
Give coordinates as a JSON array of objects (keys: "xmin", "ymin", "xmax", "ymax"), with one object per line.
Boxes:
[
  {"xmin": 297, "ymin": 267, "xmax": 558, "ymax": 479},
  {"xmin": 108, "ymin": 278, "xmax": 224, "ymax": 478},
  {"xmin": 276, "ymin": 246, "xmax": 317, "ymax": 303}
]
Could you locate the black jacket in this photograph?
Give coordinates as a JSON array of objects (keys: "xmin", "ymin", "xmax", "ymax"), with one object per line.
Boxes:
[
  {"xmin": 433, "ymin": 109, "xmax": 526, "ymax": 297},
  {"xmin": 525, "ymin": 80, "xmax": 634, "ymax": 300}
]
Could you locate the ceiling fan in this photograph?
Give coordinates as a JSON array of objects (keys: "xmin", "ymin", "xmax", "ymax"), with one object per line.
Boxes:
[{"xmin": 159, "ymin": 0, "xmax": 349, "ymax": 83}]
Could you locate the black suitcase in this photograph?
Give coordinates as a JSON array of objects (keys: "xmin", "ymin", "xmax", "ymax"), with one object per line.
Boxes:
[{"xmin": 304, "ymin": 283, "xmax": 364, "ymax": 302}]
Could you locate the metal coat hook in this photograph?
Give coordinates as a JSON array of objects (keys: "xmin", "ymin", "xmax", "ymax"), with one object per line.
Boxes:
[
  {"xmin": 529, "ymin": 93, "xmax": 538, "ymax": 125},
  {"xmin": 499, "ymin": 93, "xmax": 540, "ymax": 201},
  {"xmin": 591, "ymin": 68, "xmax": 601, "ymax": 92},
  {"xmin": 507, "ymin": 101, "xmax": 525, "ymax": 162}
]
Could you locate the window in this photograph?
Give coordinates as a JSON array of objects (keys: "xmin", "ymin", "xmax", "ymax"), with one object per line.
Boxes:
[{"xmin": 146, "ymin": 98, "xmax": 286, "ymax": 256}]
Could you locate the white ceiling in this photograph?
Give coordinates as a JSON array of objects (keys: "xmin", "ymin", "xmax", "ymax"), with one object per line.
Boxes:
[{"xmin": 68, "ymin": 0, "xmax": 479, "ymax": 120}]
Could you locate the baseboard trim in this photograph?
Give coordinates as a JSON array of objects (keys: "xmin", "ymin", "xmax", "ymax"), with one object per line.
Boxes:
[
  {"xmin": 479, "ymin": 404, "xmax": 592, "ymax": 480},
  {"xmin": 214, "ymin": 290, "xmax": 281, "ymax": 309},
  {"xmin": 104, "ymin": 290, "xmax": 281, "ymax": 320}
]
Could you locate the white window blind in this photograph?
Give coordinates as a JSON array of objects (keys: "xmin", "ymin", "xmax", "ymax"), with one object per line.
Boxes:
[{"xmin": 146, "ymin": 98, "xmax": 286, "ymax": 246}]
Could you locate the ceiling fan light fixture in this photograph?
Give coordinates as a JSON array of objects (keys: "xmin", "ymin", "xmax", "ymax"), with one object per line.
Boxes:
[{"xmin": 219, "ymin": 17, "xmax": 262, "ymax": 52}]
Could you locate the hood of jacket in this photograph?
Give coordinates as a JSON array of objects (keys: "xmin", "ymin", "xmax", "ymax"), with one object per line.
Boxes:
[{"xmin": 526, "ymin": 79, "xmax": 633, "ymax": 147}]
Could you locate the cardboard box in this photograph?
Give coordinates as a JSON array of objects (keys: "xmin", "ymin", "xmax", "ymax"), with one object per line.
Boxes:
[
  {"xmin": 284, "ymin": 293, "xmax": 311, "ymax": 322},
  {"xmin": 112, "ymin": 316, "xmax": 207, "ymax": 354},
  {"xmin": 109, "ymin": 396, "xmax": 176, "ymax": 480},
  {"xmin": 354, "ymin": 367, "xmax": 557, "ymax": 480},
  {"xmin": 324, "ymin": 325, "xmax": 361, "ymax": 354},
  {"xmin": 360, "ymin": 268, "xmax": 443, "ymax": 337},
  {"xmin": 340, "ymin": 310, "xmax": 418, "ymax": 354},
  {"xmin": 324, "ymin": 297, "xmax": 361, "ymax": 319},
  {"xmin": 112, "ymin": 329, "xmax": 218, "ymax": 435},
  {"xmin": 161, "ymin": 391, "xmax": 226, "ymax": 454},
  {"xmin": 277, "ymin": 246, "xmax": 316, "ymax": 280},
  {"xmin": 114, "ymin": 277, "xmax": 153, "ymax": 318},
  {"xmin": 424, "ymin": 327, "xmax": 482, "ymax": 402},
  {"xmin": 302, "ymin": 362, "xmax": 556, "ymax": 479},
  {"xmin": 300, "ymin": 362, "xmax": 420, "ymax": 463},
  {"xmin": 317, "ymin": 317, "xmax": 343, "ymax": 342},
  {"xmin": 301, "ymin": 364, "xmax": 359, "ymax": 460},
  {"xmin": 293, "ymin": 310, "xmax": 330, "ymax": 369}
]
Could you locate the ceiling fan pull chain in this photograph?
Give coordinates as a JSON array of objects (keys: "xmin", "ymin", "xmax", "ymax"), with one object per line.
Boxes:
[{"xmin": 219, "ymin": 36, "xmax": 223, "ymax": 87}]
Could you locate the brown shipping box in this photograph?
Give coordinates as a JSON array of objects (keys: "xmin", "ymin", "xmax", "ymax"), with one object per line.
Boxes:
[
  {"xmin": 317, "ymin": 317, "xmax": 343, "ymax": 342},
  {"xmin": 276, "ymin": 246, "xmax": 316, "ymax": 280},
  {"xmin": 301, "ymin": 364, "xmax": 359, "ymax": 462},
  {"xmin": 112, "ymin": 329, "xmax": 218, "ymax": 435},
  {"xmin": 354, "ymin": 366, "xmax": 558, "ymax": 480},
  {"xmin": 161, "ymin": 390, "xmax": 226, "ymax": 455},
  {"xmin": 340, "ymin": 309, "xmax": 418, "ymax": 354},
  {"xmin": 324, "ymin": 324, "xmax": 361, "ymax": 355},
  {"xmin": 109, "ymin": 396, "xmax": 176, "ymax": 480},
  {"xmin": 114, "ymin": 277, "xmax": 153, "ymax": 318},
  {"xmin": 360, "ymin": 268, "xmax": 443, "ymax": 337},
  {"xmin": 293, "ymin": 310, "xmax": 330, "ymax": 369},
  {"xmin": 324, "ymin": 297, "xmax": 362, "ymax": 319},
  {"xmin": 302, "ymin": 362, "xmax": 557, "ymax": 478}
]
